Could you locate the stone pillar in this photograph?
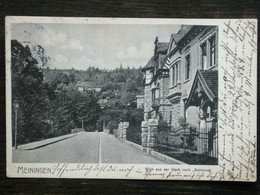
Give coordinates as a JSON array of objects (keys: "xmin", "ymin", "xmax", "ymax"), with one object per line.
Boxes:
[
  {"xmin": 141, "ymin": 121, "xmax": 149, "ymax": 152},
  {"xmin": 117, "ymin": 122, "xmax": 122, "ymax": 139},
  {"xmin": 121, "ymin": 122, "xmax": 129, "ymax": 141},
  {"xmin": 147, "ymin": 119, "xmax": 158, "ymax": 153},
  {"xmin": 117, "ymin": 122, "xmax": 129, "ymax": 141}
]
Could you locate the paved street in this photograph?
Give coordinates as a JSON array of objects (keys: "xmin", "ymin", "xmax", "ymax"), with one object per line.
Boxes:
[{"xmin": 13, "ymin": 132, "xmax": 165, "ymax": 164}]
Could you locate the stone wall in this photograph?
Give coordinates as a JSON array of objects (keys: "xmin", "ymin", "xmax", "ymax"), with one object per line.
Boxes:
[{"xmin": 171, "ymin": 102, "xmax": 181, "ymax": 128}]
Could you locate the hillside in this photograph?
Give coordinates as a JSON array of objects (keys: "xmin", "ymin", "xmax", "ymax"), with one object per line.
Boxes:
[
  {"xmin": 43, "ymin": 66, "xmax": 144, "ymax": 108},
  {"xmin": 43, "ymin": 66, "xmax": 144, "ymax": 143}
]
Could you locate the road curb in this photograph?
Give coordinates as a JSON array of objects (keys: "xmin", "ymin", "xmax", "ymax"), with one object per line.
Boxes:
[
  {"xmin": 14, "ymin": 132, "xmax": 83, "ymax": 150},
  {"xmin": 125, "ymin": 140, "xmax": 143, "ymax": 150},
  {"xmin": 125, "ymin": 140, "xmax": 187, "ymax": 165},
  {"xmin": 150, "ymin": 150, "xmax": 188, "ymax": 165}
]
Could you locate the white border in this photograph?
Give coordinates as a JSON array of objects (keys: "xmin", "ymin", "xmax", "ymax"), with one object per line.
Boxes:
[{"xmin": 6, "ymin": 17, "xmax": 257, "ymax": 181}]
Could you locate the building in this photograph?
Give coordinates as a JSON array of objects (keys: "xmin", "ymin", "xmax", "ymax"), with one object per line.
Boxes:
[
  {"xmin": 141, "ymin": 25, "xmax": 218, "ymax": 158},
  {"xmin": 141, "ymin": 37, "xmax": 172, "ymax": 150},
  {"xmin": 165, "ymin": 25, "xmax": 218, "ymax": 155},
  {"xmin": 141, "ymin": 37, "xmax": 171, "ymax": 123},
  {"xmin": 76, "ymin": 81, "xmax": 101, "ymax": 93}
]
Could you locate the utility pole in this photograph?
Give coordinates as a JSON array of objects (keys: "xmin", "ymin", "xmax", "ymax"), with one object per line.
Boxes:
[{"xmin": 82, "ymin": 118, "xmax": 84, "ymax": 130}]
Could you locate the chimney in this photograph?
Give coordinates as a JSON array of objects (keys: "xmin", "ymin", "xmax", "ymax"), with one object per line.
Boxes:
[{"xmin": 154, "ymin": 36, "xmax": 158, "ymax": 44}]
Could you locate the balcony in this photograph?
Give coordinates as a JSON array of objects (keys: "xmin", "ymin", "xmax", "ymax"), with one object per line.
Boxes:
[
  {"xmin": 167, "ymin": 83, "xmax": 182, "ymax": 104},
  {"xmin": 152, "ymin": 98, "xmax": 160, "ymax": 110}
]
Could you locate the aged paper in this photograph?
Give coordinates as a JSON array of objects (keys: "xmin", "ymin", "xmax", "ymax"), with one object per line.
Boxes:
[{"xmin": 6, "ymin": 17, "xmax": 257, "ymax": 181}]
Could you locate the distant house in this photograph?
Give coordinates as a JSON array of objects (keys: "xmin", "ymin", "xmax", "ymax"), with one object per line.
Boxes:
[{"xmin": 76, "ymin": 81, "xmax": 101, "ymax": 93}]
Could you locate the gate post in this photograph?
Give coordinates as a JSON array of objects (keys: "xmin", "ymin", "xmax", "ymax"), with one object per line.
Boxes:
[
  {"xmin": 121, "ymin": 122, "xmax": 129, "ymax": 141},
  {"xmin": 147, "ymin": 119, "xmax": 158, "ymax": 153},
  {"xmin": 118, "ymin": 122, "xmax": 123, "ymax": 140},
  {"xmin": 141, "ymin": 121, "xmax": 148, "ymax": 152}
]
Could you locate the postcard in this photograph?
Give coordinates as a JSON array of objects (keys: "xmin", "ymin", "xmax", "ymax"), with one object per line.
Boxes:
[{"xmin": 6, "ymin": 17, "xmax": 257, "ymax": 181}]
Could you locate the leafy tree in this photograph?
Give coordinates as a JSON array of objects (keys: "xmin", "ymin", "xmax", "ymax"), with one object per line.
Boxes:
[
  {"xmin": 59, "ymin": 73, "xmax": 69, "ymax": 85},
  {"xmin": 101, "ymin": 81, "xmax": 115, "ymax": 92},
  {"xmin": 69, "ymin": 91, "xmax": 101, "ymax": 129},
  {"xmin": 11, "ymin": 40, "xmax": 52, "ymax": 144},
  {"xmin": 50, "ymin": 90, "xmax": 101, "ymax": 133},
  {"xmin": 126, "ymin": 108, "xmax": 144, "ymax": 144},
  {"xmin": 69, "ymin": 73, "xmax": 76, "ymax": 83}
]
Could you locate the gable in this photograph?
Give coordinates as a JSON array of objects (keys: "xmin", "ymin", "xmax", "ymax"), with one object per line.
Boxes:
[{"xmin": 185, "ymin": 70, "xmax": 218, "ymax": 109}]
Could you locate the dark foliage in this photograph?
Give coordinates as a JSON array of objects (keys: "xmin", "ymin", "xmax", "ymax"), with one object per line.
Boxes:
[{"xmin": 11, "ymin": 40, "xmax": 101, "ymax": 145}]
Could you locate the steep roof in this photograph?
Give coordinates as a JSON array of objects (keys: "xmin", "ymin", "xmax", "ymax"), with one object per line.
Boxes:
[
  {"xmin": 157, "ymin": 42, "xmax": 169, "ymax": 52},
  {"xmin": 185, "ymin": 70, "xmax": 218, "ymax": 108},
  {"xmin": 171, "ymin": 25, "xmax": 193, "ymax": 44},
  {"xmin": 200, "ymin": 70, "xmax": 218, "ymax": 97},
  {"xmin": 159, "ymin": 54, "xmax": 167, "ymax": 69},
  {"xmin": 141, "ymin": 56, "xmax": 154, "ymax": 71}
]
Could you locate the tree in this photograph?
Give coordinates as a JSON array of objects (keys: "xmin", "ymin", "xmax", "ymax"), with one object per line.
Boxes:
[
  {"xmin": 126, "ymin": 108, "xmax": 144, "ymax": 145},
  {"xmin": 70, "ymin": 92, "xmax": 101, "ymax": 130},
  {"xmin": 11, "ymin": 40, "xmax": 52, "ymax": 144},
  {"xmin": 59, "ymin": 73, "xmax": 69, "ymax": 85}
]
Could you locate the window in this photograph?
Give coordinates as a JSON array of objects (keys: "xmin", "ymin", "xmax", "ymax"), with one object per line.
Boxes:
[
  {"xmin": 176, "ymin": 63, "xmax": 179, "ymax": 83},
  {"xmin": 145, "ymin": 71, "xmax": 152, "ymax": 84},
  {"xmin": 207, "ymin": 106, "xmax": 212, "ymax": 119},
  {"xmin": 200, "ymin": 34, "xmax": 217, "ymax": 69},
  {"xmin": 171, "ymin": 61, "xmax": 180, "ymax": 86},
  {"xmin": 172, "ymin": 65, "xmax": 175, "ymax": 85},
  {"xmin": 152, "ymin": 88, "xmax": 159, "ymax": 101},
  {"xmin": 185, "ymin": 54, "xmax": 190, "ymax": 80},
  {"xmin": 152, "ymin": 89, "xmax": 155, "ymax": 100},
  {"xmin": 209, "ymin": 35, "xmax": 216, "ymax": 67},
  {"xmin": 201, "ymin": 42, "xmax": 207, "ymax": 70},
  {"xmin": 169, "ymin": 111, "xmax": 172, "ymax": 125},
  {"xmin": 155, "ymin": 89, "xmax": 159, "ymax": 99}
]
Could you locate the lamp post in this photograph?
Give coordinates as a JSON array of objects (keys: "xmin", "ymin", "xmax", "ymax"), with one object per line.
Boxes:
[
  {"xmin": 14, "ymin": 100, "xmax": 19, "ymax": 149},
  {"xmin": 101, "ymin": 105, "xmax": 104, "ymax": 132}
]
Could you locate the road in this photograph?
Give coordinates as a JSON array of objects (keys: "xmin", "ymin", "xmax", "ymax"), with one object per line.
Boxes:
[{"xmin": 13, "ymin": 132, "xmax": 165, "ymax": 164}]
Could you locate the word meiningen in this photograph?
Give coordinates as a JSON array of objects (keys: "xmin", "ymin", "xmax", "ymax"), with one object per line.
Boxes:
[{"xmin": 17, "ymin": 166, "xmax": 51, "ymax": 174}]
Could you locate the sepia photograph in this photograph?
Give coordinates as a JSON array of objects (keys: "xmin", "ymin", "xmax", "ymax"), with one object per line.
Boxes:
[{"xmin": 6, "ymin": 17, "xmax": 257, "ymax": 181}]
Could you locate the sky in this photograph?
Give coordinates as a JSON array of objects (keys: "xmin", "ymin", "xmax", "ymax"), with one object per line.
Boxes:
[{"xmin": 12, "ymin": 23, "xmax": 181, "ymax": 70}]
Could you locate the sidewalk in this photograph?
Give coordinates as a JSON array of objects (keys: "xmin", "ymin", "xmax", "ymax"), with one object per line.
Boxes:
[{"xmin": 14, "ymin": 132, "xmax": 84, "ymax": 150}]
